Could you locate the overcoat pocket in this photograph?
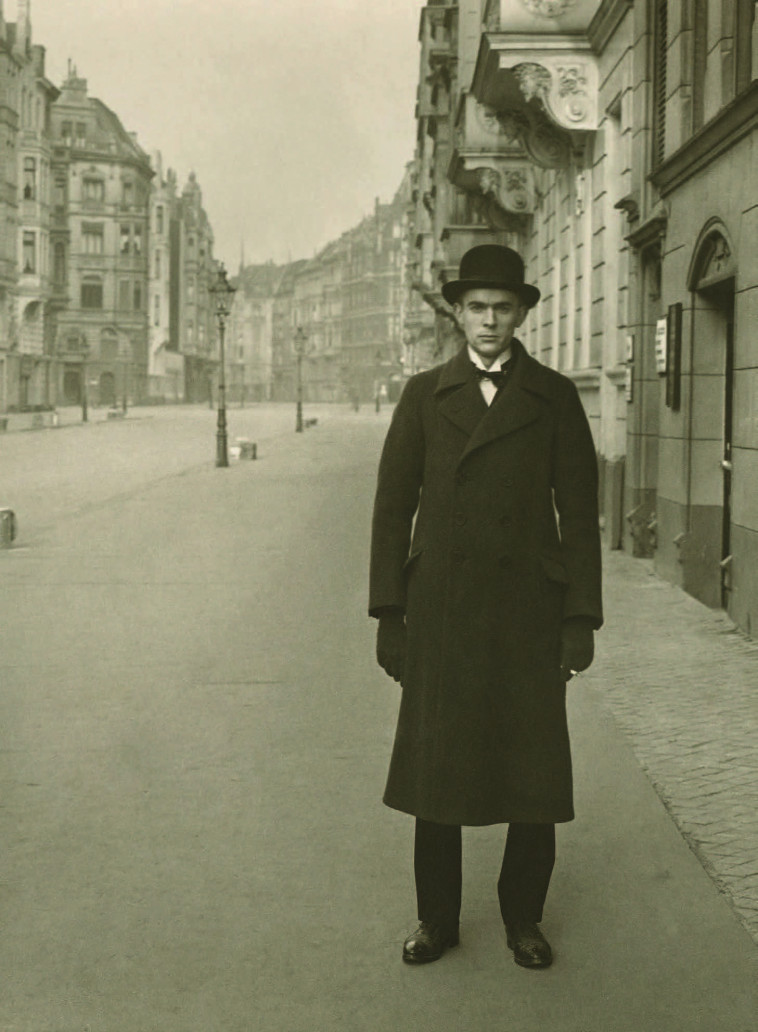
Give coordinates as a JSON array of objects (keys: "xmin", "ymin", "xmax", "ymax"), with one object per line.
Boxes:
[
  {"xmin": 540, "ymin": 553, "xmax": 569, "ymax": 584},
  {"xmin": 403, "ymin": 546, "xmax": 424, "ymax": 574}
]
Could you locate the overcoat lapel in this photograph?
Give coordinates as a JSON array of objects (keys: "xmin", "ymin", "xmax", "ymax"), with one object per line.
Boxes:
[
  {"xmin": 435, "ymin": 341, "xmax": 548, "ymax": 464},
  {"xmin": 435, "ymin": 347, "xmax": 488, "ymax": 438},
  {"xmin": 460, "ymin": 344, "xmax": 544, "ymax": 462}
]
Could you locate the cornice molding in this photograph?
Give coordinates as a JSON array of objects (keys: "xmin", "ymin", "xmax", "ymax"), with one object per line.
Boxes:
[
  {"xmin": 605, "ymin": 364, "xmax": 627, "ymax": 386},
  {"xmin": 587, "ymin": 0, "xmax": 632, "ymax": 54},
  {"xmin": 564, "ymin": 367, "xmax": 602, "ymax": 388},
  {"xmin": 626, "ymin": 200, "xmax": 668, "ymax": 251},
  {"xmin": 650, "ymin": 82, "xmax": 758, "ymax": 197}
]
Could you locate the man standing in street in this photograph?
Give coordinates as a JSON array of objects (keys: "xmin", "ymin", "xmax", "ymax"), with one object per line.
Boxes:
[{"xmin": 369, "ymin": 244, "xmax": 602, "ymax": 969}]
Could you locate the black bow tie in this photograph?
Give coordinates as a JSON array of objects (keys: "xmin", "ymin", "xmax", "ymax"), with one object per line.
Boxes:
[{"xmin": 472, "ymin": 358, "xmax": 512, "ymax": 388}]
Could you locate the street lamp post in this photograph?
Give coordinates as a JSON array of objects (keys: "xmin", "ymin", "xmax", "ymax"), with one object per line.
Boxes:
[
  {"xmin": 294, "ymin": 326, "xmax": 307, "ymax": 432},
  {"xmin": 210, "ymin": 263, "xmax": 237, "ymax": 467},
  {"xmin": 81, "ymin": 342, "xmax": 90, "ymax": 422}
]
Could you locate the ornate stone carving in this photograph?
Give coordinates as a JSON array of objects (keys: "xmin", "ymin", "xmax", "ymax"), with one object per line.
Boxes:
[
  {"xmin": 511, "ymin": 63, "xmax": 552, "ymax": 104},
  {"xmin": 496, "ymin": 108, "xmax": 572, "ymax": 169},
  {"xmin": 509, "ymin": 58, "xmax": 597, "ymax": 130},
  {"xmin": 520, "ymin": 0, "xmax": 576, "ymax": 16},
  {"xmin": 699, "ymin": 233, "xmax": 734, "ymax": 282},
  {"xmin": 449, "ymin": 159, "xmax": 535, "ymax": 230}
]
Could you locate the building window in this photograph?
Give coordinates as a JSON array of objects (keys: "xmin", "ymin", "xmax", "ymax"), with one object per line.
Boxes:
[
  {"xmin": 154, "ymin": 295, "xmax": 160, "ymax": 326},
  {"xmin": 81, "ymin": 278, "xmax": 103, "ymax": 309},
  {"xmin": 54, "ymin": 178, "xmax": 66, "ymax": 209},
  {"xmin": 133, "ymin": 224, "xmax": 143, "ymax": 255},
  {"xmin": 120, "ymin": 224, "xmax": 131, "ymax": 254},
  {"xmin": 156, "ymin": 205, "xmax": 164, "ymax": 234},
  {"xmin": 53, "ymin": 242, "xmax": 66, "ymax": 285},
  {"xmin": 83, "ymin": 178, "xmax": 105, "ymax": 202},
  {"xmin": 23, "ymin": 157, "xmax": 36, "ymax": 200},
  {"xmin": 75, "ymin": 122, "xmax": 87, "ymax": 148},
  {"xmin": 82, "ymin": 223, "xmax": 104, "ymax": 255},
  {"xmin": 133, "ymin": 282, "xmax": 142, "ymax": 310},
  {"xmin": 22, "ymin": 231, "xmax": 36, "ymax": 273},
  {"xmin": 187, "ymin": 280, "xmax": 195, "ymax": 302},
  {"xmin": 186, "ymin": 320, "xmax": 194, "ymax": 343},
  {"xmin": 155, "ymin": 249, "xmax": 161, "ymax": 279},
  {"xmin": 122, "ymin": 180, "xmax": 134, "ymax": 206},
  {"xmin": 61, "ymin": 120, "xmax": 72, "ymax": 144},
  {"xmin": 119, "ymin": 280, "xmax": 131, "ymax": 311}
]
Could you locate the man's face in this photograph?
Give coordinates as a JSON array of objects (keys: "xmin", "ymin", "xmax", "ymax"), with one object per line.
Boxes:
[{"xmin": 454, "ymin": 288, "xmax": 527, "ymax": 366}]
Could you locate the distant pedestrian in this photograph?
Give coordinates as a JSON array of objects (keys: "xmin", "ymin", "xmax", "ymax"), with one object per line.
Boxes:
[{"xmin": 369, "ymin": 244, "xmax": 602, "ymax": 968}]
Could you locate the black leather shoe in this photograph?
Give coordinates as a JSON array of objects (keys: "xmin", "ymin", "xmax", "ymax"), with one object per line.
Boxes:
[
  {"xmin": 402, "ymin": 921, "xmax": 460, "ymax": 964},
  {"xmin": 505, "ymin": 921, "xmax": 553, "ymax": 968}
]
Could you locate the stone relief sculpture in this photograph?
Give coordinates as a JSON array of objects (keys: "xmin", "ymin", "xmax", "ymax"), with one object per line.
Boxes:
[
  {"xmin": 449, "ymin": 163, "xmax": 532, "ymax": 230},
  {"xmin": 496, "ymin": 107, "xmax": 572, "ymax": 169}
]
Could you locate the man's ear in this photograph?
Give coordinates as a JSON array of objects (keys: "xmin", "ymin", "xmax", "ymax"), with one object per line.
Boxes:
[
  {"xmin": 452, "ymin": 302, "xmax": 463, "ymax": 326},
  {"xmin": 516, "ymin": 305, "xmax": 529, "ymax": 327}
]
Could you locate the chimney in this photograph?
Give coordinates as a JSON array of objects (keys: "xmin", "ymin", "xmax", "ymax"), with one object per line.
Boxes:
[{"xmin": 16, "ymin": 0, "xmax": 30, "ymax": 52}]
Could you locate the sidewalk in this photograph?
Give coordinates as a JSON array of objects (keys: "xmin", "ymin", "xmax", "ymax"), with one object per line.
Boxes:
[{"xmin": 590, "ymin": 548, "xmax": 758, "ymax": 942}]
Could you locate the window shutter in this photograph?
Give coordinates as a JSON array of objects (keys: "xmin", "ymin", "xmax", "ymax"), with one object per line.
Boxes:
[{"xmin": 653, "ymin": 0, "xmax": 668, "ymax": 167}]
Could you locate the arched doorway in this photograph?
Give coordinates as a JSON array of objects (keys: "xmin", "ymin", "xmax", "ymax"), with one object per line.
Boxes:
[{"xmin": 685, "ymin": 221, "xmax": 737, "ymax": 612}]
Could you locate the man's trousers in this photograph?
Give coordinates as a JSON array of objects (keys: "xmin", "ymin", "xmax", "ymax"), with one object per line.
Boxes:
[{"xmin": 414, "ymin": 818, "xmax": 556, "ymax": 931}]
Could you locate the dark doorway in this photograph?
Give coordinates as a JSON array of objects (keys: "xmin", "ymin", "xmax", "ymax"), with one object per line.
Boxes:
[
  {"xmin": 63, "ymin": 368, "xmax": 81, "ymax": 405},
  {"xmin": 100, "ymin": 371, "xmax": 116, "ymax": 407}
]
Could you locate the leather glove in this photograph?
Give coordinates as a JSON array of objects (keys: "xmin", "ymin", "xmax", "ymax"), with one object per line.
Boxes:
[
  {"xmin": 376, "ymin": 610, "xmax": 407, "ymax": 684},
  {"xmin": 560, "ymin": 617, "xmax": 595, "ymax": 682}
]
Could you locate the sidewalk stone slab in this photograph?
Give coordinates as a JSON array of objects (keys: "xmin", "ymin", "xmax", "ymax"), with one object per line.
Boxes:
[{"xmin": 590, "ymin": 549, "xmax": 758, "ymax": 943}]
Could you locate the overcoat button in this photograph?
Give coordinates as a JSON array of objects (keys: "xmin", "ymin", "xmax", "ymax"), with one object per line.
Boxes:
[
  {"xmin": 499, "ymin": 556, "xmax": 512, "ymax": 568},
  {"xmin": 454, "ymin": 512, "xmax": 466, "ymax": 526},
  {"xmin": 500, "ymin": 515, "xmax": 513, "ymax": 527},
  {"xmin": 456, "ymin": 472, "xmax": 469, "ymax": 486},
  {"xmin": 451, "ymin": 549, "xmax": 466, "ymax": 564},
  {"xmin": 502, "ymin": 477, "xmax": 513, "ymax": 488}
]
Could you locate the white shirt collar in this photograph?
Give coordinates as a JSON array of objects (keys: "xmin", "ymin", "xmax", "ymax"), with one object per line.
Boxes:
[{"xmin": 467, "ymin": 345, "xmax": 511, "ymax": 372}]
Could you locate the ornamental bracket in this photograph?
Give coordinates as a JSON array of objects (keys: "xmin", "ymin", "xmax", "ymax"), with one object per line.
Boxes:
[{"xmin": 472, "ymin": 33, "xmax": 600, "ymax": 167}]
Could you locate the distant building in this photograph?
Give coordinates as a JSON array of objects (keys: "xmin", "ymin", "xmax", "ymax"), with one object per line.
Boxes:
[
  {"xmin": 292, "ymin": 238, "xmax": 344, "ymax": 403},
  {"xmin": 147, "ymin": 152, "xmax": 183, "ymax": 401},
  {"xmin": 178, "ymin": 172, "xmax": 218, "ymax": 404},
  {"xmin": 271, "ymin": 260, "xmax": 307, "ymax": 402},
  {"xmin": 340, "ymin": 195, "xmax": 405, "ymax": 403},
  {"xmin": 0, "ymin": 0, "xmax": 59, "ymax": 412},
  {"xmin": 227, "ymin": 262, "xmax": 284, "ymax": 403},
  {"xmin": 50, "ymin": 66, "xmax": 153, "ymax": 407}
]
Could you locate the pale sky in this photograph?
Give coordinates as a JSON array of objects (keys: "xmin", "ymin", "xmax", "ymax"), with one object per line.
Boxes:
[{"xmin": 30, "ymin": 0, "xmax": 421, "ymax": 267}]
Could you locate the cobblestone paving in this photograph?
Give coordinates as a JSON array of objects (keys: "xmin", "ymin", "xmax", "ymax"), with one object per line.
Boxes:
[{"xmin": 588, "ymin": 549, "xmax": 758, "ymax": 942}]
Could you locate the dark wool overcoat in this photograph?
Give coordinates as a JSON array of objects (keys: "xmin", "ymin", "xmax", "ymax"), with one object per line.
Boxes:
[{"xmin": 369, "ymin": 340, "xmax": 603, "ymax": 827}]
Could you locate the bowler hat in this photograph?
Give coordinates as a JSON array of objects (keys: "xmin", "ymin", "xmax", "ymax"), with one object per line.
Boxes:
[{"xmin": 441, "ymin": 244, "xmax": 540, "ymax": 308}]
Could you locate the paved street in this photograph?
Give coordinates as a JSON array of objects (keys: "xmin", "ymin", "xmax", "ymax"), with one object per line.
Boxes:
[{"xmin": 1, "ymin": 405, "xmax": 757, "ymax": 1031}]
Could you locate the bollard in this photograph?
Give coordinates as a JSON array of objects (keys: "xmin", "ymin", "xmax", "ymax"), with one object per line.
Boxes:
[
  {"xmin": 236, "ymin": 438, "xmax": 257, "ymax": 460},
  {"xmin": 0, "ymin": 508, "xmax": 17, "ymax": 548}
]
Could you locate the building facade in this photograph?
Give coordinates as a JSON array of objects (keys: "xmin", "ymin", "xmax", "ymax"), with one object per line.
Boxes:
[
  {"xmin": 405, "ymin": 0, "xmax": 758, "ymax": 635},
  {"xmin": 227, "ymin": 262, "xmax": 283, "ymax": 403},
  {"xmin": 50, "ymin": 67, "xmax": 153, "ymax": 408},
  {"xmin": 178, "ymin": 172, "xmax": 218, "ymax": 404},
  {"xmin": 634, "ymin": 0, "xmax": 757, "ymax": 633},
  {"xmin": 146, "ymin": 152, "xmax": 183, "ymax": 401},
  {"xmin": 0, "ymin": 0, "xmax": 59, "ymax": 413}
]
